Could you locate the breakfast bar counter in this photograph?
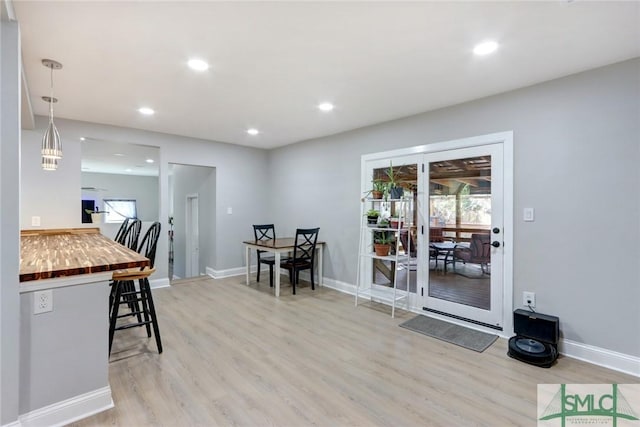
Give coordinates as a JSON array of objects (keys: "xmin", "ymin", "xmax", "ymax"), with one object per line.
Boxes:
[{"xmin": 20, "ymin": 227, "xmax": 149, "ymax": 282}]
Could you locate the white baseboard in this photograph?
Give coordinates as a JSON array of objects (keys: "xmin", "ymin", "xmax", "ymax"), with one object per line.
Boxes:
[
  {"xmin": 1, "ymin": 420, "xmax": 20, "ymax": 427},
  {"xmin": 19, "ymin": 386, "xmax": 113, "ymax": 427},
  {"xmin": 206, "ymin": 265, "xmax": 271, "ymax": 279},
  {"xmin": 149, "ymin": 277, "xmax": 170, "ymax": 289},
  {"xmin": 322, "ymin": 277, "xmax": 356, "ymax": 295},
  {"xmin": 206, "ymin": 266, "xmax": 244, "ymax": 279},
  {"xmin": 559, "ymin": 339, "xmax": 640, "ymax": 377},
  {"xmin": 205, "ymin": 266, "xmax": 217, "ymax": 278}
]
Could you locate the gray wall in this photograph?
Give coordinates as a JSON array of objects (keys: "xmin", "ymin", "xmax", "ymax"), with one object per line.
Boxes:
[
  {"xmin": 21, "ymin": 119, "xmax": 82, "ymax": 229},
  {"xmin": 81, "ymin": 172, "xmax": 160, "ymax": 222},
  {"xmin": 169, "ymin": 163, "xmax": 216, "ymax": 278},
  {"xmin": 269, "ymin": 58, "xmax": 640, "ymax": 357},
  {"xmin": 0, "ymin": 17, "xmax": 21, "ymax": 425},
  {"xmin": 19, "ymin": 281, "xmax": 110, "ymax": 414}
]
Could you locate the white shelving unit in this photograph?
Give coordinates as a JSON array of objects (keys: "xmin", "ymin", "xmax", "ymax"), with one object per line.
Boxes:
[{"xmin": 355, "ymin": 197, "xmax": 410, "ymax": 318}]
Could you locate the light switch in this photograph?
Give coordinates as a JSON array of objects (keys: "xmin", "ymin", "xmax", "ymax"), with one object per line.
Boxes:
[
  {"xmin": 523, "ymin": 208, "xmax": 535, "ymax": 222},
  {"xmin": 31, "ymin": 216, "xmax": 41, "ymax": 226},
  {"xmin": 227, "ymin": 207, "xmax": 233, "ymax": 215}
]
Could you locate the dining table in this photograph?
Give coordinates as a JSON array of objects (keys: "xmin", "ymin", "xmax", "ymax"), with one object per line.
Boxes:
[
  {"xmin": 243, "ymin": 238, "xmax": 325, "ymax": 297},
  {"xmin": 430, "ymin": 241, "xmax": 470, "ymax": 273}
]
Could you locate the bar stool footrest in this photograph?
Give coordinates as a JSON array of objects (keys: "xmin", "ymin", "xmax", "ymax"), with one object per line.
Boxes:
[
  {"xmin": 117, "ymin": 310, "xmax": 144, "ymax": 319},
  {"xmin": 115, "ymin": 320, "xmax": 152, "ymax": 331}
]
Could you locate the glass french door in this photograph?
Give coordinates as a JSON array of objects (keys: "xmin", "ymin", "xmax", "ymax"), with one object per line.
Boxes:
[{"xmin": 420, "ymin": 144, "xmax": 504, "ymax": 328}]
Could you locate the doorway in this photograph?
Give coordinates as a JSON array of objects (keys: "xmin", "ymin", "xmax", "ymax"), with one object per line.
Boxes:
[
  {"xmin": 361, "ymin": 132, "xmax": 513, "ymax": 331},
  {"xmin": 168, "ymin": 163, "xmax": 216, "ymax": 282}
]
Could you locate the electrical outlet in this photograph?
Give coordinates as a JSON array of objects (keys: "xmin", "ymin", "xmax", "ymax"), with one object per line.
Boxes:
[
  {"xmin": 34, "ymin": 290, "xmax": 53, "ymax": 314},
  {"xmin": 523, "ymin": 291, "xmax": 536, "ymax": 308},
  {"xmin": 31, "ymin": 216, "xmax": 41, "ymax": 226}
]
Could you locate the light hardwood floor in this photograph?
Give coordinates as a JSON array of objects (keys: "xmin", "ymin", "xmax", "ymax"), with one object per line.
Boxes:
[{"xmin": 73, "ymin": 276, "xmax": 636, "ymax": 426}]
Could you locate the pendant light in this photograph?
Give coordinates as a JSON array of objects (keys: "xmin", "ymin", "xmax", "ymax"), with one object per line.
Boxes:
[
  {"xmin": 41, "ymin": 156, "xmax": 58, "ymax": 171},
  {"xmin": 41, "ymin": 59, "xmax": 63, "ymax": 168}
]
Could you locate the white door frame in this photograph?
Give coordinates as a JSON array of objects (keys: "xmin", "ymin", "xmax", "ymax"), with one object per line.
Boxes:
[
  {"xmin": 361, "ymin": 131, "xmax": 514, "ymax": 335},
  {"xmin": 185, "ymin": 193, "xmax": 199, "ymax": 278}
]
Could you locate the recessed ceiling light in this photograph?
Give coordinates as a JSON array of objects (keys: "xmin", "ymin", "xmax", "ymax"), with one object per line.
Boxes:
[
  {"xmin": 146, "ymin": 158, "xmax": 154, "ymax": 163},
  {"xmin": 80, "ymin": 137, "xmax": 86, "ymax": 141},
  {"xmin": 247, "ymin": 128, "xmax": 259, "ymax": 136},
  {"xmin": 188, "ymin": 58, "xmax": 209, "ymax": 72},
  {"xmin": 318, "ymin": 102, "xmax": 334, "ymax": 112},
  {"xmin": 473, "ymin": 41, "xmax": 499, "ymax": 56},
  {"xmin": 125, "ymin": 168, "xmax": 132, "ymax": 172},
  {"xmin": 138, "ymin": 107, "xmax": 155, "ymax": 116}
]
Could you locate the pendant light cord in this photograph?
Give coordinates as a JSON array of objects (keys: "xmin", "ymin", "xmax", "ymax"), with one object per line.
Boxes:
[{"xmin": 49, "ymin": 65, "xmax": 54, "ymax": 119}]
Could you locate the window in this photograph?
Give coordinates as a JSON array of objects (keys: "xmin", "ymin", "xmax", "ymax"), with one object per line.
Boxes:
[{"xmin": 103, "ymin": 199, "xmax": 137, "ymax": 223}]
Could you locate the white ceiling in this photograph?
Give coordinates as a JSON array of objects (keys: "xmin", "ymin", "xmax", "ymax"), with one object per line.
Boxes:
[
  {"xmin": 81, "ymin": 138, "xmax": 159, "ymax": 177},
  {"xmin": 13, "ymin": 1, "xmax": 640, "ymax": 151}
]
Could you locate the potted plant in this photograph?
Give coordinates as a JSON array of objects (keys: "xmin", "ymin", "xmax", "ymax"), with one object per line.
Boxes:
[
  {"xmin": 385, "ymin": 162, "xmax": 404, "ymax": 199},
  {"xmin": 371, "ymin": 180, "xmax": 386, "ymax": 199},
  {"xmin": 366, "ymin": 209, "xmax": 379, "ymax": 225},
  {"xmin": 373, "ymin": 231, "xmax": 394, "ymax": 256},
  {"xmin": 389, "ymin": 217, "xmax": 404, "ymax": 229},
  {"xmin": 361, "ymin": 180, "xmax": 386, "ymax": 201}
]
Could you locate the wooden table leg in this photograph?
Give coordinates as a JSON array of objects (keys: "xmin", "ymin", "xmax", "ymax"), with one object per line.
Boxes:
[{"xmin": 274, "ymin": 251, "xmax": 281, "ymax": 297}]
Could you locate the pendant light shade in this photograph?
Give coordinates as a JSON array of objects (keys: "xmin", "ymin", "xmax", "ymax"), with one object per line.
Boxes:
[
  {"xmin": 41, "ymin": 59, "xmax": 63, "ymax": 168},
  {"xmin": 41, "ymin": 107, "xmax": 62, "ymax": 159},
  {"xmin": 41, "ymin": 156, "xmax": 58, "ymax": 171}
]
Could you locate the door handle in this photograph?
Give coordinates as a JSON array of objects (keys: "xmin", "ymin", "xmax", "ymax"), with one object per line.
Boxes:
[
  {"xmin": 492, "ymin": 227, "xmax": 500, "ymax": 234},
  {"xmin": 491, "ymin": 241, "xmax": 501, "ymax": 248}
]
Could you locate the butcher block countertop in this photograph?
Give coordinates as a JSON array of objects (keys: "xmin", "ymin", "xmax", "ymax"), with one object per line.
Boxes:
[{"xmin": 20, "ymin": 227, "xmax": 149, "ymax": 282}]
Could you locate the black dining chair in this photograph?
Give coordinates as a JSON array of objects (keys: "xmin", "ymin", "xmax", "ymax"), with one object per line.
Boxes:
[
  {"xmin": 253, "ymin": 224, "xmax": 278, "ymax": 287},
  {"xmin": 277, "ymin": 228, "xmax": 320, "ymax": 295},
  {"xmin": 109, "ymin": 221, "xmax": 163, "ymax": 355}
]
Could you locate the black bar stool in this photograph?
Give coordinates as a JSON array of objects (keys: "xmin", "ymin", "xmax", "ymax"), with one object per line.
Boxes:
[
  {"xmin": 109, "ymin": 222, "xmax": 163, "ymax": 355},
  {"xmin": 121, "ymin": 219, "xmax": 142, "ymax": 250},
  {"xmin": 114, "ymin": 217, "xmax": 130, "ymax": 244},
  {"xmin": 109, "ymin": 218, "xmax": 142, "ymax": 319}
]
